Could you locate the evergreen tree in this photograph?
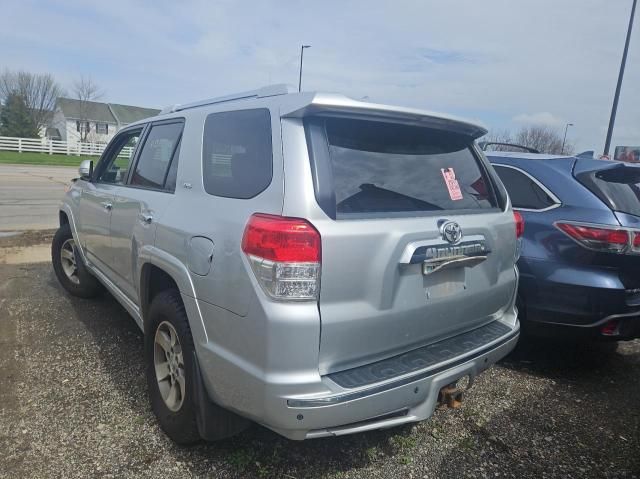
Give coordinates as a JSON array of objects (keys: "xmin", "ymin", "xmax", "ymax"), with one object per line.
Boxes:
[{"xmin": 0, "ymin": 93, "xmax": 39, "ymax": 137}]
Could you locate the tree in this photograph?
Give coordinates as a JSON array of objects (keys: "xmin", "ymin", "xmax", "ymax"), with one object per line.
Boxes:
[
  {"xmin": 483, "ymin": 126, "xmax": 574, "ymax": 155},
  {"xmin": 0, "ymin": 69, "xmax": 64, "ymax": 134},
  {"xmin": 73, "ymin": 75, "xmax": 104, "ymax": 142},
  {"xmin": 514, "ymin": 126, "xmax": 572, "ymax": 155},
  {"xmin": 0, "ymin": 93, "xmax": 39, "ymax": 137}
]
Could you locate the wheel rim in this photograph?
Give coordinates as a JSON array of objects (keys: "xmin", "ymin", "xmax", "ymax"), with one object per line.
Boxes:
[
  {"xmin": 153, "ymin": 321, "xmax": 186, "ymax": 412},
  {"xmin": 60, "ymin": 238, "xmax": 80, "ymax": 285}
]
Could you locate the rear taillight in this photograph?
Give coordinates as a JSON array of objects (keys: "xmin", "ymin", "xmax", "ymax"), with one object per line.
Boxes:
[
  {"xmin": 633, "ymin": 232, "xmax": 640, "ymax": 252},
  {"xmin": 555, "ymin": 222, "xmax": 631, "ymax": 254},
  {"xmin": 242, "ymin": 213, "xmax": 321, "ymax": 301},
  {"xmin": 514, "ymin": 211, "xmax": 525, "ymax": 238},
  {"xmin": 601, "ymin": 319, "xmax": 620, "ymax": 336}
]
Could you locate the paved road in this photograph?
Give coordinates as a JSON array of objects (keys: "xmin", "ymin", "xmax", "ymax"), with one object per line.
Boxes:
[
  {"xmin": 0, "ymin": 164, "xmax": 77, "ymax": 231},
  {"xmin": 1, "ymin": 232, "xmax": 639, "ymax": 479}
]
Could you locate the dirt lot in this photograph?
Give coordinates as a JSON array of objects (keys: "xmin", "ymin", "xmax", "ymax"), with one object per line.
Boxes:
[{"xmin": 1, "ymin": 231, "xmax": 639, "ymax": 479}]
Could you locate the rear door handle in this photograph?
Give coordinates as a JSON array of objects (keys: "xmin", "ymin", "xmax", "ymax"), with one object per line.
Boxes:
[
  {"xmin": 101, "ymin": 202, "xmax": 112, "ymax": 211},
  {"xmin": 139, "ymin": 213, "xmax": 153, "ymax": 224}
]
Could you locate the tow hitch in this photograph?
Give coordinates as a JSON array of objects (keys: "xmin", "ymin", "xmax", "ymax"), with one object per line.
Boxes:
[{"xmin": 438, "ymin": 376, "xmax": 471, "ymax": 409}]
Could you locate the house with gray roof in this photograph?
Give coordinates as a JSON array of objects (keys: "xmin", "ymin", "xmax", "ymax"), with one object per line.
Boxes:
[{"xmin": 49, "ymin": 97, "xmax": 160, "ymax": 143}]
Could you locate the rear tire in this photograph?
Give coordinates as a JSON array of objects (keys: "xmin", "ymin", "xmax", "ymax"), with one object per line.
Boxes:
[
  {"xmin": 51, "ymin": 223, "xmax": 102, "ymax": 298},
  {"xmin": 145, "ymin": 289, "xmax": 246, "ymax": 444}
]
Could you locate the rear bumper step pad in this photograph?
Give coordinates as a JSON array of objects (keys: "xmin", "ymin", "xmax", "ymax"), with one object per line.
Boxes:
[{"xmin": 328, "ymin": 321, "xmax": 512, "ymax": 389}]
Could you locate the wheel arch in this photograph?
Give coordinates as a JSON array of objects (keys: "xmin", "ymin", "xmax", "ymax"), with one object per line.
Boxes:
[
  {"xmin": 59, "ymin": 210, "xmax": 69, "ymax": 227},
  {"xmin": 139, "ymin": 263, "xmax": 181, "ymax": 330},
  {"xmin": 137, "ymin": 246, "xmax": 208, "ymax": 342}
]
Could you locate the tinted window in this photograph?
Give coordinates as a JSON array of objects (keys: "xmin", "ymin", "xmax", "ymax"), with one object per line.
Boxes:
[
  {"xmin": 164, "ymin": 137, "xmax": 181, "ymax": 192},
  {"xmin": 131, "ymin": 122, "xmax": 183, "ymax": 190},
  {"xmin": 202, "ymin": 109, "xmax": 272, "ymax": 198},
  {"xmin": 323, "ymin": 118, "xmax": 496, "ymax": 217},
  {"xmin": 97, "ymin": 129, "xmax": 142, "ymax": 185},
  {"xmin": 576, "ymin": 164, "xmax": 640, "ymax": 217},
  {"xmin": 494, "ymin": 165, "xmax": 556, "ymax": 210}
]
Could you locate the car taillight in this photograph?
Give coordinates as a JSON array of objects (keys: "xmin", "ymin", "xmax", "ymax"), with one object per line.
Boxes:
[
  {"xmin": 242, "ymin": 213, "xmax": 321, "ymax": 301},
  {"xmin": 514, "ymin": 211, "xmax": 525, "ymax": 238},
  {"xmin": 600, "ymin": 319, "xmax": 620, "ymax": 336},
  {"xmin": 555, "ymin": 222, "xmax": 630, "ymax": 253},
  {"xmin": 633, "ymin": 232, "xmax": 640, "ymax": 252}
]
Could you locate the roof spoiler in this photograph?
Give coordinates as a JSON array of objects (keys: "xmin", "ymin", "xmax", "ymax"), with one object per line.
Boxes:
[{"xmin": 282, "ymin": 93, "xmax": 487, "ymax": 140}]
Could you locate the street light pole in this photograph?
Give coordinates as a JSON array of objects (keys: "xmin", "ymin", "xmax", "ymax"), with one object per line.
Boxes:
[
  {"xmin": 298, "ymin": 45, "xmax": 311, "ymax": 92},
  {"xmin": 604, "ymin": 0, "xmax": 637, "ymax": 156},
  {"xmin": 562, "ymin": 123, "xmax": 574, "ymax": 154}
]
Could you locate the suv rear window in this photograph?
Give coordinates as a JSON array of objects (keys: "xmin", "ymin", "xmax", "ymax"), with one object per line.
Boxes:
[
  {"xmin": 493, "ymin": 165, "xmax": 557, "ymax": 210},
  {"xmin": 318, "ymin": 118, "xmax": 496, "ymax": 218},
  {"xmin": 576, "ymin": 164, "xmax": 640, "ymax": 217},
  {"xmin": 202, "ymin": 108, "xmax": 272, "ymax": 199}
]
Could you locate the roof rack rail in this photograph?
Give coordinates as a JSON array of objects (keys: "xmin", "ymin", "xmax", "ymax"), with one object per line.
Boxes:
[
  {"xmin": 478, "ymin": 141, "xmax": 540, "ymax": 154},
  {"xmin": 159, "ymin": 84, "xmax": 296, "ymax": 115}
]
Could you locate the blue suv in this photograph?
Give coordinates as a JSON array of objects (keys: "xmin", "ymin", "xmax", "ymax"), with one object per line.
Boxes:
[{"xmin": 486, "ymin": 151, "xmax": 640, "ymax": 340}]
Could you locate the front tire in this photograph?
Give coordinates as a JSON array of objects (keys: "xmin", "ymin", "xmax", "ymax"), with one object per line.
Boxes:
[{"xmin": 51, "ymin": 223, "xmax": 102, "ymax": 298}]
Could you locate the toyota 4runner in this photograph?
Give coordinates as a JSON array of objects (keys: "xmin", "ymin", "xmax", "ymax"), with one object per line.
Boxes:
[{"xmin": 52, "ymin": 85, "xmax": 521, "ymax": 443}]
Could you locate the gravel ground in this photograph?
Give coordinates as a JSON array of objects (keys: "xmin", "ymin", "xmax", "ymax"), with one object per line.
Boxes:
[{"xmin": 1, "ymin": 234, "xmax": 639, "ymax": 478}]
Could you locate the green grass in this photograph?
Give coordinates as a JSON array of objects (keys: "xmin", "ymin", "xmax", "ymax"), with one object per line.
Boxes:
[{"xmin": 0, "ymin": 150, "xmax": 96, "ymax": 167}]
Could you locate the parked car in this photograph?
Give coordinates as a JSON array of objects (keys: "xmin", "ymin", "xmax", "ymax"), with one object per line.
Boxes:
[
  {"xmin": 52, "ymin": 85, "xmax": 521, "ymax": 443},
  {"xmin": 487, "ymin": 151, "xmax": 640, "ymax": 340}
]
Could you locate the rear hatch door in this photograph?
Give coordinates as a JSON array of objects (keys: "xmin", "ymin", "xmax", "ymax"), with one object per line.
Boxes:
[
  {"xmin": 574, "ymin": 160, "xmax": 640, "ymax": 289},
  {"xmin": 303, "ymin": 116, "xmax": 518, "ymax": 374}
]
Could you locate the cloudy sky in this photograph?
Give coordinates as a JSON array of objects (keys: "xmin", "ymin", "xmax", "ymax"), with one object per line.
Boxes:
[{"xmin": 2, "ymin": 0, "xmax": 638, "ymax": 152}]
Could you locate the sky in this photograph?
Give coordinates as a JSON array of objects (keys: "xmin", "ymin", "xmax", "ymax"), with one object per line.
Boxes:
[{"xmin": 1, "ymin": 0, "xmax": 638, "ymax": 153}]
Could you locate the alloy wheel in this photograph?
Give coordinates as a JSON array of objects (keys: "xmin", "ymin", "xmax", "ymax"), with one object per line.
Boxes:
[
  {"xmin": 153, "ymin": 321, "xmax": 186, "ymax": 412},
  {"xmin": 60, "ymin": 238, "xmax": 80, "ymax": 285}
]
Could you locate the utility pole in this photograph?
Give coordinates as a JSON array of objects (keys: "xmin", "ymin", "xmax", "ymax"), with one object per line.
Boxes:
[
  {"xmin": 562, "ymin": 123, "xmax": 573, "ymax": 154},
  {"xmin": 298, "ymin": 45, "xmax": 311, "ymax": 92},
  {"xmin": 604, "ymin": 0, "xmax": 637, "ymax": 156}
]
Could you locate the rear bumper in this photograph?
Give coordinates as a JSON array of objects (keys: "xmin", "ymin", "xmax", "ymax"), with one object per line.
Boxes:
[
  {"xmin": 185, "ymin": 294, "xmax": 519, "ymax": 440},
  {"xmin": 268, "ymin": 319, "xmax": 519, "ymax": 440},
  {"xmin": 523, "ymin": 309, "xmax": 640, "ymax": 340},
  {"xmin": 519, "ymin": 258, "xmax": 640, "ymax": 338}
]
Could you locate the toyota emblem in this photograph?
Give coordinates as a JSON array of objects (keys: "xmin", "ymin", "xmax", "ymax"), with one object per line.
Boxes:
[{"xmin": 441, "ymin": 221, "xmax": 462, "ymax": 244}]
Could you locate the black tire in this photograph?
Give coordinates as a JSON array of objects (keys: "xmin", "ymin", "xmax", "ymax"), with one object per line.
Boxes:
[
  {"xmin": 145, "ymin": 289, "xmax": 245, "ymax": 444},
  {"xmin": 51, "ymin": 223, "xmax": 102, "ymax": 298}
]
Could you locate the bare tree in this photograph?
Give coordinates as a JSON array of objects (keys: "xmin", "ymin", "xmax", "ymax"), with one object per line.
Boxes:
[
  {"xmin": 0, "ymin": 69, "xmax": 64, "ymax": 134},
  {"xmin": 73, "ymin": 75, "xmax": 104, "ymax": 142},
  {"xmin": 482, "ymin": 126, "xmax": 574, "ymax": 155},
  {"xmin": 514, "ymin": 126, "xmax": 573, "ymax": 155}
]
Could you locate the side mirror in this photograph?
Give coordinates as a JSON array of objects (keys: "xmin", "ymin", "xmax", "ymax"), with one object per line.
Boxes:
[{"xmin": 79, "ymin": 159, "xmax": 93, "ymax": 181}]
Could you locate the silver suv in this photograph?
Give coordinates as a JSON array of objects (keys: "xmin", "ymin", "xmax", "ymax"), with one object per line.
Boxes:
[{"xmin": 52, "ymin": 85, "xmax": 521, "ymax": 443}]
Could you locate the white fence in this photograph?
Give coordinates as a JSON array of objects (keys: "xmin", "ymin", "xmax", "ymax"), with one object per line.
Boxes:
[{"xmin": 0, "ymin": 136, "xmax": 107, "ymax": 156}]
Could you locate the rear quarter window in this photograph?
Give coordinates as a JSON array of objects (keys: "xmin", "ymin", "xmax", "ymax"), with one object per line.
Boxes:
[
  {"xmin": 310, "ymin": 117, "xmax": 498, "ymax": 219},
  {"xmin": 202, "ymin": 108, "xmax": 272, "ymax": 199},
  {"xmin": 493, "ymin": 165, "xmax": 557, "ymax": 210}
]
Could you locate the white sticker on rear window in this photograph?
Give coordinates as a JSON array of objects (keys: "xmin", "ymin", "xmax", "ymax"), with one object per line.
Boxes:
[{"xmin": 441, "ymin": 167, "xmax": 463, "ymax": 201}]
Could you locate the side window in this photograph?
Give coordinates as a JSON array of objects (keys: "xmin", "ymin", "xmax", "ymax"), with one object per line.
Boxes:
[
  {"xmin": 202, "ymin": 109, "xmax": 272, "ymax": 198},
  {"xmin": 97, "ymin": 129, "xmax": 142, "ymax": 185},
  {"xmin": 494, "ymin": 165, "xmax": 557, "ymax": 210},
  {"xmin": 130, "ymin": 121, "xmax": 183, "ymax": 191},
  {"xmin": 164, "ymin": 137, "xmax": 181, "ymax": 192}
]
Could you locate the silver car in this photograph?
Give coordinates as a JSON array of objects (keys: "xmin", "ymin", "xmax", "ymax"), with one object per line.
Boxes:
[{"xmin": 52, "ymin": 85, "xmax": 521, "ymax": 443}]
